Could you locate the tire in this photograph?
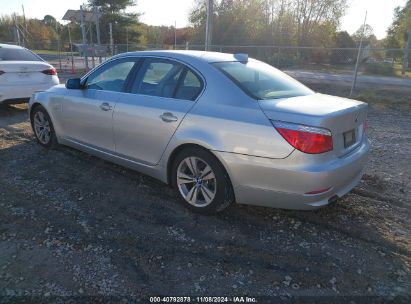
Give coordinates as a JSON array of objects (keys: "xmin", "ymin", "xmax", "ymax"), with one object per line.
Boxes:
[
  {"xmin": 30, "ymin": 105, "xmax": 58, "ymax": 149},
  {"xmin": 171, "ymin": 147, "xmax": 234, "ymax": 214}
]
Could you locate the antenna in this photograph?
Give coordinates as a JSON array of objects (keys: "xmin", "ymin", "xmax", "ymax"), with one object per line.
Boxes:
[{"xmin": 234, "ymin": 53, "xmax": 248, "ymax": 62}]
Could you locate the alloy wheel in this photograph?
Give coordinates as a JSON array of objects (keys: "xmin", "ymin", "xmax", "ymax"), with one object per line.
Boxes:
[
  {"xmin": 33, "ymin": 111, "xmax": 51, "ymax": 145},
  {"xmin": 176, "ymin": 156, "xmax": 217, "ymax": 207}
]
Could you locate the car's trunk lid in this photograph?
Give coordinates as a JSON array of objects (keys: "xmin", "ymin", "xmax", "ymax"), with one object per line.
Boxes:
[
  {"xmin": 258, "ymin": 93, "xmax": 368, "ymax": 157},
  {"xmin": 0, "ymin": 61, "xmax": 53, "ymax": 84}
]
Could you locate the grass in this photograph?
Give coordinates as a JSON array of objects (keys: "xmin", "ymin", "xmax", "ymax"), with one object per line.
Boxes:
[
  {"xmin": 33, "ymin": 50, "xmax": 80, "ymax": 56},
  {"xmin": 285, "ymin": 63, "xmax": 354, "ymax": 74},
  {"xmin": 307, "ymin": 81, "xmax": 411, "ymax": 107},
  {"xmin": 287, "ymin": 62, "xmax": 411, "ymax": 79},
  {"xmin": 361, "ymin": 62, "xmax": 411, "ymax": 79},
  {"xmin": 353, "ymin": 89, "xmax": 411, "ymax": 113},
  {"xmin": 393, "ymin": 63, "xmax": 411, "ymax": 78}
]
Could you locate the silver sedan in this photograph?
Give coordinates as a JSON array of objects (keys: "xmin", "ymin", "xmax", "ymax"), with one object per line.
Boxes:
[{"xmin": 29, "ymin": 51, "xmax": 370, "ymax": 214}]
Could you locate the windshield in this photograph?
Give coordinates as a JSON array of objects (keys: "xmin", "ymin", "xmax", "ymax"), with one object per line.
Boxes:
[
  {"xmin": 212, "ymin": 61, "xmax": 313, "ymax": 100},
  {"xmin": 0, "ymin": 48, "xmax": 42, "ymax": 62}
]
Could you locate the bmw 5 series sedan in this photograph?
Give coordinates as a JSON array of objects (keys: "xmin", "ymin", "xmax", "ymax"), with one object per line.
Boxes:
[
  {"xmin": 0, "ymin": 44, "xmax": 59, "ymax": 104},
  {"xmin": 29, "ymin": 50, "xmax": 370, "ymax": 213}
]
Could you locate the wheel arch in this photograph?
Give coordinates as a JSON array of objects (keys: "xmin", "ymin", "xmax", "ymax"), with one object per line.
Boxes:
[
  {"xmin": 29, "ymin": 102, "xmax": 44, "ymax": 119},
  {"xmin": 166, "ymin": 143, "xmax": 236, "ymax": 202},
  {"xmin": 29, "ymin": 101, "xmax": 60, "ymax": 138}
]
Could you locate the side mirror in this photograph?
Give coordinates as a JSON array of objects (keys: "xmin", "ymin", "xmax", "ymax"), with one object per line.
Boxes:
[{"xmin": 66, "ymin": 78, "xmax": 83, "ymax": 90}]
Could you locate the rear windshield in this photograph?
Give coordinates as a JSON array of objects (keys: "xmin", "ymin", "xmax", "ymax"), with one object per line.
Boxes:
[
  {"xmin": 0, "ymin": 48, "xmax": 42, "ymax": 62},
  {"xmin": 212, "ymin": 61, "xmax": 313, "ymax": 100}
]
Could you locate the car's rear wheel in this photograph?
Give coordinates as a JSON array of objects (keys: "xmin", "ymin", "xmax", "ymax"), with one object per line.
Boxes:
[
  {"xmin": 171, "ymin": 147, "xmax": 234, "ymax": 214},
  {"xmin": 31, "ymin": 106, "xmax": 58, "ymax": 149}
]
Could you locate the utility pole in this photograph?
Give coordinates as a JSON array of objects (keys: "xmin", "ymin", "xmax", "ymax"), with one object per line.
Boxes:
[
  {"xmin": 174, "ymin": 21, "xmax": 177, "ymax": 50},
  {"xmin": 57, "ymin": 26, "xmax": 62, "ymax": 72},
  {"xmin": 94, "ymin": 6, "xmax": 102, "ymax": 63},
  {"xmin": 68, "ymin": 24, "xmax": 75, "ymax": 74},
  {"xmin": 126, "ymin": 27, "xmax": 129, "ymax": 52},
  {"xmin": 80, "ymin": 5, "xmax": 89, "ymax": 71},
  {"xmin": 205, "ymin": 0, "xmax": 213, "ymax": 51},
  {"xmin": 350, "ymin": 11, "xmax": 367, "ymax": 97},
  {"xmin": 109, "ymin": 23, "xmax": 114, "ymax": 56},
  {"xmin": 90, "ymin": 24, "xmax": 95, "ymax": 68},
  {"xmin": 402, "ymin": 28, "xmax": 411, "ymax": 76},
  {"xmin": 22, "ymin": 5, "xmax": 27, "ymax": 46},
  {"xmin": 13, "ymin": 14, "xmax": 21, "ymax": 46}
]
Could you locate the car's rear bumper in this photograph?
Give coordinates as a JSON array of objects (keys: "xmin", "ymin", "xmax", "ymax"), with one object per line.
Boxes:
[
  {"xmin": 0, "ymin": 77, "xmax": 59, "ymax": 103},
  {"xmin": 214, "ymin": 138, "xmax": 370, "ymax": 210}
]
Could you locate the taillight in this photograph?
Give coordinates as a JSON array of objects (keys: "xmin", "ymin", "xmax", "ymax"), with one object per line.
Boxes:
[
  {"xmin": 42, "ymin": 68, "xmax": 57, "ymax": 76},
  {"xmin": 272, "ymin": 121, "xmax": 333, "ymax": 154}
]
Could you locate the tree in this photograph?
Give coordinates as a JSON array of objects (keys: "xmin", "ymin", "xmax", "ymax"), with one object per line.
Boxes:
[
  {"xmin": 0, "ymin": 16, "xmax": 14, "ymax": 43},
  {"xmin": 188, "ymin": 0, "xmax": 348, "ymax": 47},
  {"xmin": 90, "ymin": 0, "xmax": 135, "ymax": 14},
  {"xmin": 385, "ymin": 0, "xmax": 411, "ymax": 49},
  {"xmin": 330, "ymin": 31, "xmax": 356, "ymax": 64},
  {"xmin": 353, "ymin": 24, "xmax": 374, "ymax": 45},
  {"xmin": 293, "ymin": 0, "xmax": 348, "ymax": 46},
  {"xmin": 42, "ymin": 15, "xmax": 58, "ymax": 28},
  {"xmin": 88, "ymin": 0, "xmax": 141, "ymax": 44},
  {"xmin": 334, "ymin": 31, "xmax": 355, "ymax": 48}
]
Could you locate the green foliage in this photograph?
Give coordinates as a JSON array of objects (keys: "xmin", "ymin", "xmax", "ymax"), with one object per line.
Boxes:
[
  {"xmin": 0, "ymin": 16, "xmax": 14, "ymax": 42},
  {"xmin": 0, "ymin": 15, "xmax": 61, "ymax": 50},
  {"xmin": 188, "ymin": 0, "xmax": 348, "ymax": 47},
  {"xmin": 139, "ymin": 24, "xmax": 189, "ymax": 46},
  {"xmin": 386, "ymin": 0, "xmax": 411, "ymax": 48},
  {"xmin": 88, "ymin": 0, "xmax": 141, "ymax": 45},
  {"xmin": 42, "ymin": 15, "xmax": 58, "ymax": 27},
  {"xmin": 352, "ymin": 24, "xmax": 380, "ymax": 48},
  {"xmin": 364, "ymin": 63, "xmax": 394, "ymax": 76},
  {"xmin": 90, "ymin": 0, "xmax": 136, "ymax": 14},
  {"xmin": 330, "ymin": 31, "xmax": 356, "ymax": 64},
  {"xmin": 334, "ymin": 31, "xmax": 356, "ymax": 48}
]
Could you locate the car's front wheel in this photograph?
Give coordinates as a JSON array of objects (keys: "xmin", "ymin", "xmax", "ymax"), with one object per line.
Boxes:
[
  {"xmin": 171, "ymin": 147, "xmax": 234, "ymax": 214},
  {"xmin": 31, "ymin": 105, "xmax": 58, "ymax": 149}
]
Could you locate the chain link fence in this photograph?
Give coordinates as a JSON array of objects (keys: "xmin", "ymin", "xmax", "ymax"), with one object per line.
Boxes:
[{"xmin": 2, "ymin": 39, "xmax": 410, "ymax": 84}]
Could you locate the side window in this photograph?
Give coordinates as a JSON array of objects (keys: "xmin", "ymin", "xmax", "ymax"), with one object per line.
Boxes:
[
  {"xmin": 85, "ymin": 60, "xmax": 136, "ymax": 92},
  {"xmin": 132, "ymin": 59, "xmax": 183, "ymax": 98},
  {"xmin": 175, "ymin": 70, "xmax": 203, "ymax": 101}
]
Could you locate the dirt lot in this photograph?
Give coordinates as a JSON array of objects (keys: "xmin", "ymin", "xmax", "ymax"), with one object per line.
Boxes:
[{"xmin": 0, "ymin": 85, "xmax": 410, "ymax": 303}]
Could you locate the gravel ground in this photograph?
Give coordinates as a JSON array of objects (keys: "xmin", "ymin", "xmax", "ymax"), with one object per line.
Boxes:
[{"xmin": 0, "ymin": 86, "xmax": 410, "ymax": 303}]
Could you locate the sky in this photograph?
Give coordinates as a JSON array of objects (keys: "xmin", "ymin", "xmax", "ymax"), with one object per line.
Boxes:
[{"xmin": 0, "ymin": 0, "xmax": 408, "ymax": 39}]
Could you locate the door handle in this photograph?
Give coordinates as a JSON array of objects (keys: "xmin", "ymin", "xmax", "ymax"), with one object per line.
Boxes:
[
  {"xmin": 99, "ymin": 102, "xmax": 112, "ymax": 111},
  {"xmin": 160, "ymin": 112, "xmax": 178, "ymax": 122}
]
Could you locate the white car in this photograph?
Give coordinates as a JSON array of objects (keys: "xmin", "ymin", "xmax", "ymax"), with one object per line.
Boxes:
[{"xmin": 0, "ymin": 44, "xmax": 59, "ymax": 104}]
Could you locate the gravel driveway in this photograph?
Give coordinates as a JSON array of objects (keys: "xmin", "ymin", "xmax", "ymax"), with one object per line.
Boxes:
[{"xmin": 0, "ymin": 86, "xmax": 410, "ymax": 303}]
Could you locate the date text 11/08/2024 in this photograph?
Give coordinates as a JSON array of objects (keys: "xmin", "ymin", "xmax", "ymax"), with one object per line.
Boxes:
[{"xmin": 149, "ymin": 296, "xmax": 258, "ymax": 303}]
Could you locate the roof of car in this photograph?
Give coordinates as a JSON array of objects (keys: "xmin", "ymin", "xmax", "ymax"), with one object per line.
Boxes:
[
  {"xmin": 0, "ymin": 43, "xmax": 24, "ymax": 49},
  {"xmin": 115, "ymin": 50, "xmax": 245, "ymax": 64}
]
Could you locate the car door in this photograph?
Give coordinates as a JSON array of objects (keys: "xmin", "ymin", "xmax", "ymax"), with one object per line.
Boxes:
[
  {"xmin": 60, "ymin": 58, "xmax": 138, "ymax": 152},
  {"xmin": 113, "ymin": 57, "xmax": 204, "ymax": 165}
]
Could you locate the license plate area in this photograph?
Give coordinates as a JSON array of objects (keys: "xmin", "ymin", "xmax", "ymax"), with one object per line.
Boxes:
[
  {"xmin": 18, "ymin": 72, "xmax": 30, "ymax": 77},
  {"xmin": 344, "ymin": 129, "xmax": 356, "ymax": 148}
]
